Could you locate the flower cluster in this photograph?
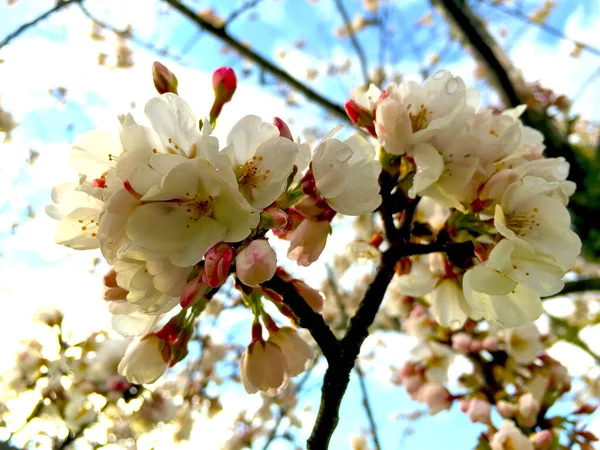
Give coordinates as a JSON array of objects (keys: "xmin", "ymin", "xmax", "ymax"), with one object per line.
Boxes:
[
  {"xmin": 348, "ymin": 69, "xmax": 581, "ymax": 329},
  {"xmin": 390, "ymin": 297, "xmax": 597, "ymax": 449},
  {"xmin": 47, "ymin": 64, "xmax": 382, "ymax": 392}
]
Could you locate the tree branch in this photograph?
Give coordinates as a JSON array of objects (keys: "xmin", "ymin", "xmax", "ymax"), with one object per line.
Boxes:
[
  {"xmin": 325, "ymin": 264, "xmax": 382, "ymax": 450},
  {"xmin": 307, "ymin": 239, "xmax": 474, "ymax": 449},
  {"xmin": 333, "ymin": 0, "xmax": 370, "ymax": 87},
  {"xmin": 162, "ymin": 0, "xmax": 349, "ymax": 123},
  {"xmin": 0, "ymin": 0, "xmax": 82, "ymax": 50},
  {"xmin": 554, "ymin": 278, "xmax": 600, "ymax": 297}
]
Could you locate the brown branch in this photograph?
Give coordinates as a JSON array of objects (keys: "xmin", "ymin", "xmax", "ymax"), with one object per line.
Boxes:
[
  {"xmin": 333, "ymin": 0, "xmax": 370, "ymax": 87},
  {"xmin": 325, "ymin": 264, "xmax": 382, "ymax": 450},
  {"xmin": 162, "ymin": 0, "xmax": 349, "ymax": 123},
  {"xmin": 0, "ymin": 0, "xmax": 82, "ymax": 50},
  {"xmin": 307, "ymin": 239, "xmax": 474, "ymax": 449}
]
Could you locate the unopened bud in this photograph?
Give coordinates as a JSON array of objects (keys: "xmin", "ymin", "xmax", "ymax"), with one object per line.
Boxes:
[
  {"xmin": 466, "ymin": 398, "xmax": 491, "ymax": 424},
  {"xmin": 273, "ymin": 117, "xmax": 293, "ymax": 140},
  {"xmin": 482, "ymin": 336, "xmax": 499, "ymax": 352},
  {"xmin": 180, "ymin": 271, "xmax": 210, "ymax": 309},
  {"xmin": 530, "ymin": 430, "xmax": 553, "ymax": 448},
  {"xmin": 210, "ymin": 67, "xmax": 237, "ymax": 125},
  {"xmin": 203, "ymin": 242, "xmax": 235, "ymax": 288},
  {"xmin": 451, "ymin": 333, "xmax": 472, "ymax": 354},
  {"xmin": 497, "ymin": 400, "xmax": 517, "ymax": 418},
  {"xmin": 236, "ymin": 239, "xmax": 277, "ymax": 287},
  {"xmin": 417, "ymin": 383, "xmax": 453, "ymax": 415},
  {"xmin": 152, "ymin": 61, "xmax": 178, "ymax": 95},
  {"xmin": 345, "ymin": 99, "xmax": 376, "ymax": 136},
  {"xmin": 260, "ymin": 207, "xmax": 291, "ymax": 231}
]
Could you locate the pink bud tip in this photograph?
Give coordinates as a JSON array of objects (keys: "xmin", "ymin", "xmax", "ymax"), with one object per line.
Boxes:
[
  {"xmin": 273, "ymin": 117, "xmax": 294, "ymax": 140},
  {"xmin": 212, "ymin": 67, "xmax": 237, "ymax": 102}
]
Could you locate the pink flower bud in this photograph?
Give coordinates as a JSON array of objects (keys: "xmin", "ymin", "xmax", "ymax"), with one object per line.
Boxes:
[
  {"xmin": 417, "ymin": 383, "xmax": 453, "ymax": 415},
  {"xmin": 210, "ymin": 67, "xmax": 237, "ymax": 123},
  {"xmin": 403, "ymin": 374, "xmax": 425, "ymax": 397},
  {"xmin": 260, "ymin": 207, "xmax": 291, "ymax": 231},
  {"xmin": 530, "ymin": 430, "xmax": 553, "ymax": 448},
  {"xmin": 203, "ymin": 242, "xmax": 235, "ymax": 288},
  {"xmin": 212, "ymin": 67, "xmax": 237, "ymax": 101},
  {"xmin": 467, "ymin": 398, "xmax": 491, "ymax": 424},
  {"xmin": 236, "ymin": 239, "xmax": 277, "ymax": 287},
  {"xmin": 152, "ymin": 61, "xmax": 178, "ymax": 95},
  {"xmin": 273, "ymin": 117, "xmax": 293, "ymax": 140},
  {"xmin": 344, "ymin": 99, "xmax": 376, "ymax": 136},
  {"xmin": 497, "ymin": 400, "xmax": 517, "ymax": 419},
  {"xmin": 469, "ymin": 340, "xmax": 482, "ymax": 353},
  {"xmin": 291, "ymin": 279, "xmax": 324, "ymax": 312},
  {"xmin": 180, "ymin": 271, "xmax": 210, "ymax": 309},
  {"xmin": 482, "ymin": 336, "xmax": 499, "ymax": 352},
  {"xmin": 452, "ymin": 333, "xmax": 472, "ymax": 354}
]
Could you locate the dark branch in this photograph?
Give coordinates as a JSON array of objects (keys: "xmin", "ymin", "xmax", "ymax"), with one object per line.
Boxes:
[
  {"xmin": 325, "ymin": 264, "xmax": 382, "ymax": 450},
  {"xmin": 553, "ymin": 277, "xmax": 600, "ymax": 297},
  {"xmin": 162, "ymin": 0, "xmax": 349, "ymax": 123},
  {"xmin": 0, "ymin": 0, "xmax": 82, "ymax": 50},
  {"xmin": 333, "ymin": 0, "xmax": 370, "ymax": 87},
  {"xmin": 307, "ymin": 239, "xmax": 474, "ymax": 449}
]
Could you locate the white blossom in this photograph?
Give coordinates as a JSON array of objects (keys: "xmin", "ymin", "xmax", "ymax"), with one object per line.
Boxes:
[{"xmin": 312, "ymin": 132, "xmax": 381, "ymax": 215}]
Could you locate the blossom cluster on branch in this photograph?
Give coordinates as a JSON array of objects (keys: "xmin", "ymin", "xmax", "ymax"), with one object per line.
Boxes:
[
  {"xmin": 47, "ymin": 64, "xmax": 380, "ymax": 392},
  {"xmin": 44, "ymin": 63, "xmax": 589, "ymax": 448},
  {"xmin": 348, "ymin": 69, "xmax": 580, "ymax": 329}
]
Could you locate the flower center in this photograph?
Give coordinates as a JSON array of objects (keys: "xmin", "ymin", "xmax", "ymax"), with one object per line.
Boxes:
[
  {"xmin": 179, "ymin": 193, "xmax": 214, "ymax": 224},
  {"xmin": 507, "ymin": 208, "xmax": 540, "ymax": 237},
  {"xmin": 236, "ymin": 156, "xmax": 271, "ymax": 194},
  {"xmin": 407, "ymin": 104, "xmax": 432, "ymax": 132}
]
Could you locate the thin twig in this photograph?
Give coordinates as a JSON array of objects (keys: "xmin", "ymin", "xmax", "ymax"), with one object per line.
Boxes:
[
  {"xmin": 0, "ymin": 0, "xmax": 82, "ymax": 50},
  {"xmin": 225, "ymin": 0, "xmax": 265, "ymax": 27},
  {"xmin": 477, "ymin": 0, "xmax": 600, "ymax": 58},
  {"xmin": 333, "ymin": 0, "xmax": 370, "ymax": 87},
  {"xmin": 162, "ymin": 0, "xmax": 349, "ymax": 123}
]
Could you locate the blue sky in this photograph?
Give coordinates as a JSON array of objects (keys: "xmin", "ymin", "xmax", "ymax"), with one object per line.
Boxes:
[{"xmin": 1, "ymin": 0, "xmax": 600, "ymax": 448}]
